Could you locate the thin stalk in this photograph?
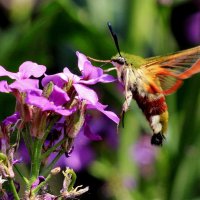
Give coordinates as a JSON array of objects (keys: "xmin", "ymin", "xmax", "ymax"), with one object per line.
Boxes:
[
  {"xmin": 28, "ymin": 118, "xmax": 59, "ymax": 189},
  {"xmin": 41, "ymin": 138, "xmax": 66, "ymax": 160},
  {"xmin": 65, "ymin": 168, "xmax": 77, "ymax": 191},
  {"xmin": 9, "ymin": 178, "xmax": 20, "ymax": 200},
  {"xmin": 14, "ymin": 165, "xmax": 29, "ymax": 185},
  {"xmin": 30, "ymin": 138, "xmax": 43, "ymax": 184},
  {"xmin": 41, "ymin": 151, "xmax": 64, "ymax": 177},
  {"xmin": 32, "ymin": 173, "xmax": 52, "ymax": 194},
  {"xmin": 22, "ymin": 125, "xmax": 33, "ymax": 157},
  {"xmin": 41, "ymin": 117, "xmax": 59, "ymax": 145}
]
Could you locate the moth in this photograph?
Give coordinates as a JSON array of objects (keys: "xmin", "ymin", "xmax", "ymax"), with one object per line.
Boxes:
[{"xmin": 88, "ymin": 23, "xmax": 200, "ymax": 145}]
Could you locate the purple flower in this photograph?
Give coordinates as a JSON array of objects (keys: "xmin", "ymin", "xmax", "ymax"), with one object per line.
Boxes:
[
  {"xmin": 2, "ymin": 112, "xmax": 20, "ymax": 127},
  {"xmin": 1, "ymin": 112, "xmax": 21, "ymax": 147},
  {"xmin": 25, "ymin": 89, "xmax": 74, "ymax": 138},
  {"xmin": 31, "ymin": 176, "xmax": 45, "ymax": 189},
  {"xmin": 49, "ymin": 85, "xmax": 70, "ymax": 105},
  {"xmin": 25, "ymin": 86, "xmax": 74, "ymax": 117},
  {"xmin": 42, "ymin": 51, "xmax": 115, "ymax": 105},
  {"xmin": 76, "ymin": 51, "xmax": 116, "ymax": 84},
  {"xmin": 73, "ymin": 83, "xmax": 98, "ymax": 105},
  {"xmin": 0, "ymin": 81, "xmax": 11, "ymax": 93},
  {"xmin": 9, "ymin": 79, "xmax": 42, "ymax": 94},
  {"xmin": 41, "ymin": 52, "xmax": 119, "ymax": 124},
  {"xmin": 39, "ymin": 52, "xmax": 119, "ymax": 142},
  {"xmin": 0, "ymin": 53, "xmax": 120, "ymax": 198},
  {"xmin": 0, "ymin": 61, "xmax": 46, "ymax": 94},
  {"xmin": 0, "ymin": 61, "xmax": 46, "ymax": 80},
  {"xmin": 86, "ymin": 102, "xmax": 119, "ymax": 124},
  {"xmin": 26, "ymin": 93, "xmax": 72, "ymax": 116},
  {"xmin": 42, "ymin": 67, "xmax": 98, "ymax": 105}
]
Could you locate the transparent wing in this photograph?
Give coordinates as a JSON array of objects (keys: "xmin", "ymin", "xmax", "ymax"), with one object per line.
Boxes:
[{"xmin": 143, "ymin": 46, "xmax": 200, "ymax": 95}]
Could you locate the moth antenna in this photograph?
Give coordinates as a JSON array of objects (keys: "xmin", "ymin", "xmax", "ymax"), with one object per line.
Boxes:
[{"xmin": 107, "ymin": 22, "xmax": 122, "ymax": 57}]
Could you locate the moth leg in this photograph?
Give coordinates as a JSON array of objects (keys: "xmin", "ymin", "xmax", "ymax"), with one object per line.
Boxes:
[
  {"xmin": 123, "ymin": 89, "xmax": 133, "ymax": 112},
  {"xmin": 119, "ymin": 68, "xmax": 131, "ymax": 127},
  {"xmin": 121, "ymin": 90, "xmax": 133, "ymax": 127},
  {"xmin": 104, "ymin": 67, "xmax": 116, "ymax": 73}
]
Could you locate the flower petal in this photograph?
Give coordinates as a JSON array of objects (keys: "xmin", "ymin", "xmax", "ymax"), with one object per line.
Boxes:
[
  {"xmin": 19, "ymin": 61, "xmax": 46, "ymax": 79},
  {"xmin": 2, "ymin": 112, "xmax": 20, "ymax": 127},
  {"xmin": 76, "ymin": 51, "xmax": 90, "ymax": 72},
  {"xmin": 97, "ymin": 74, "xmax": 116, "ymax": 83},
  {"xmin": 0, "ymin": 81, "xmax": 11, "ymax": 93},
  {"xmin": 0, "ymin": 66, "xmax": 18, "ymax": 79},
  {"xmin": 73, "ymin": 84, "xmax": 98, "ymax": 105},
  {"xmin": 82, "ymin": 61, "xmax": 103, "ymax": 79},
  {"xmin": 87, "ymin": 102, "xmax": 120, "ymax": 124},
  {"xmin": 9, "ymin": 79, "xmax": 42, "ymax": 94},
  {"xmin": 31, "ymin": 176, "xmax": 45, "ymax": 189},
  {"xmin": 42, "ymin": 73, "xmax": 68, "ymax": 87},
  {"xmin": 26, "ymin": 93, "xmax": 75, "ymax": 116},
  {"xmin": 84, "ymin": 123, "xmax": 102, "ymax": 141},
  {"xmin": 79, "ymin": 74, "xmax": 116, "ymax": 85},
  {"xmin": 49, "ymin": 85, "xmax": 70, "ymax": 106},
  {"xmin": 63, "ymin": 67, "xmax": 80, "ymax": 83}
]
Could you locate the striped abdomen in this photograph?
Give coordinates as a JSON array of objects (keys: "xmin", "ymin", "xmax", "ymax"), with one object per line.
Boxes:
[{"xmin": 132, "ymin": 90, "xmax": 168, "ymax": 145}]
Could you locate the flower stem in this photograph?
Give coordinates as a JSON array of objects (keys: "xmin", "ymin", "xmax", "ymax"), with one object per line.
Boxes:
[
  {"xmin": 64, "ymin": 168, "xmax": 77, "ymax": 191},
  {"xmin": 41, "ymin": 150, "xmax": 64, "ymax": 177},
  {"xmin": 41, "ymin": 138, "xmax": 66, "ymax": 160},
  {"xmin": 41, "ymin": 117, "xmax": 59, "ymax": 145},
  {"xmin": 14, "ymin": 165, "xmax": 29, "ymax": 185},
  {"xmin": 32, "ymin": 173, "xmax": 52, "ymax": 194},
  {"xmin": 30, "ymin": 138, "xmax": 43, "ymax": 184},
  {"xmin": 22, "ymin": 125, "xmax": 33, "ymax": 157},
  {"xmin": 9, "ymin": 178, "xmax": 20, "ymax": 200}
]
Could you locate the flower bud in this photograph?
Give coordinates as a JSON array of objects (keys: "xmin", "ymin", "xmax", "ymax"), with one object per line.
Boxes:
[
  {"xmin": 51, "ymin": 167, "xmax": 61, "ymax": 175},
  {"xmin": 66, "ymin": 101, "xmax": 86, "ymax": 139},
  {"xmin": 43, "ymin": 81, "xmax": 54, "ymax": 98}
]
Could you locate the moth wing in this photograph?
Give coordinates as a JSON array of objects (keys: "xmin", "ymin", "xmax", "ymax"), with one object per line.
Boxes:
[{"xmin": 144, "ymin": 46, "xmax": 200, "ymax": 95}]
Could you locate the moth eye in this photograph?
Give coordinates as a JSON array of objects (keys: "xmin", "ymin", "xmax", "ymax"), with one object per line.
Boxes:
[
  {"xmin": 111, "ymin": 57, "xmax": 126, "ymax": 65},
  {"xmin": 116, "ymin": 57, "xmax": 125, "ymax": 65}
]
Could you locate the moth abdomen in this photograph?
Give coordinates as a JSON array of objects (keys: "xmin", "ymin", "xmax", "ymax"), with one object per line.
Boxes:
[
  {"xmin": 132, "ymin": 90, "xmax": 168, "ymax": 145},
  {"xmin": 151, "ymin": 132, "xmax": 165, "ymax": 145}
]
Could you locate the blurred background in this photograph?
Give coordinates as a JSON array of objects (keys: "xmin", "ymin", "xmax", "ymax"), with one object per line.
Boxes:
[{"xmin": 0, "ymin": 0, "xmax": 200, "ymax": 199}]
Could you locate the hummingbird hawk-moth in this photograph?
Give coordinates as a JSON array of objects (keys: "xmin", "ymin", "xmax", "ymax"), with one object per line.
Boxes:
[{"xmin": 88, "ymin": 23, "xmax": 200, "ymax": 145}]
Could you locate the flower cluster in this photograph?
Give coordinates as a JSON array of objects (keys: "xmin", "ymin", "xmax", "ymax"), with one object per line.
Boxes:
[{"xmin": 0, "ymin": 52, "xmax": 119, "ymax": 199}]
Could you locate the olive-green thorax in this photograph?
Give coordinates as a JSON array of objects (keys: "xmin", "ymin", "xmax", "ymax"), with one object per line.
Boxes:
[{"xmin": 112, "ymin": 52, "xmax": 147, "ymax": 69}]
